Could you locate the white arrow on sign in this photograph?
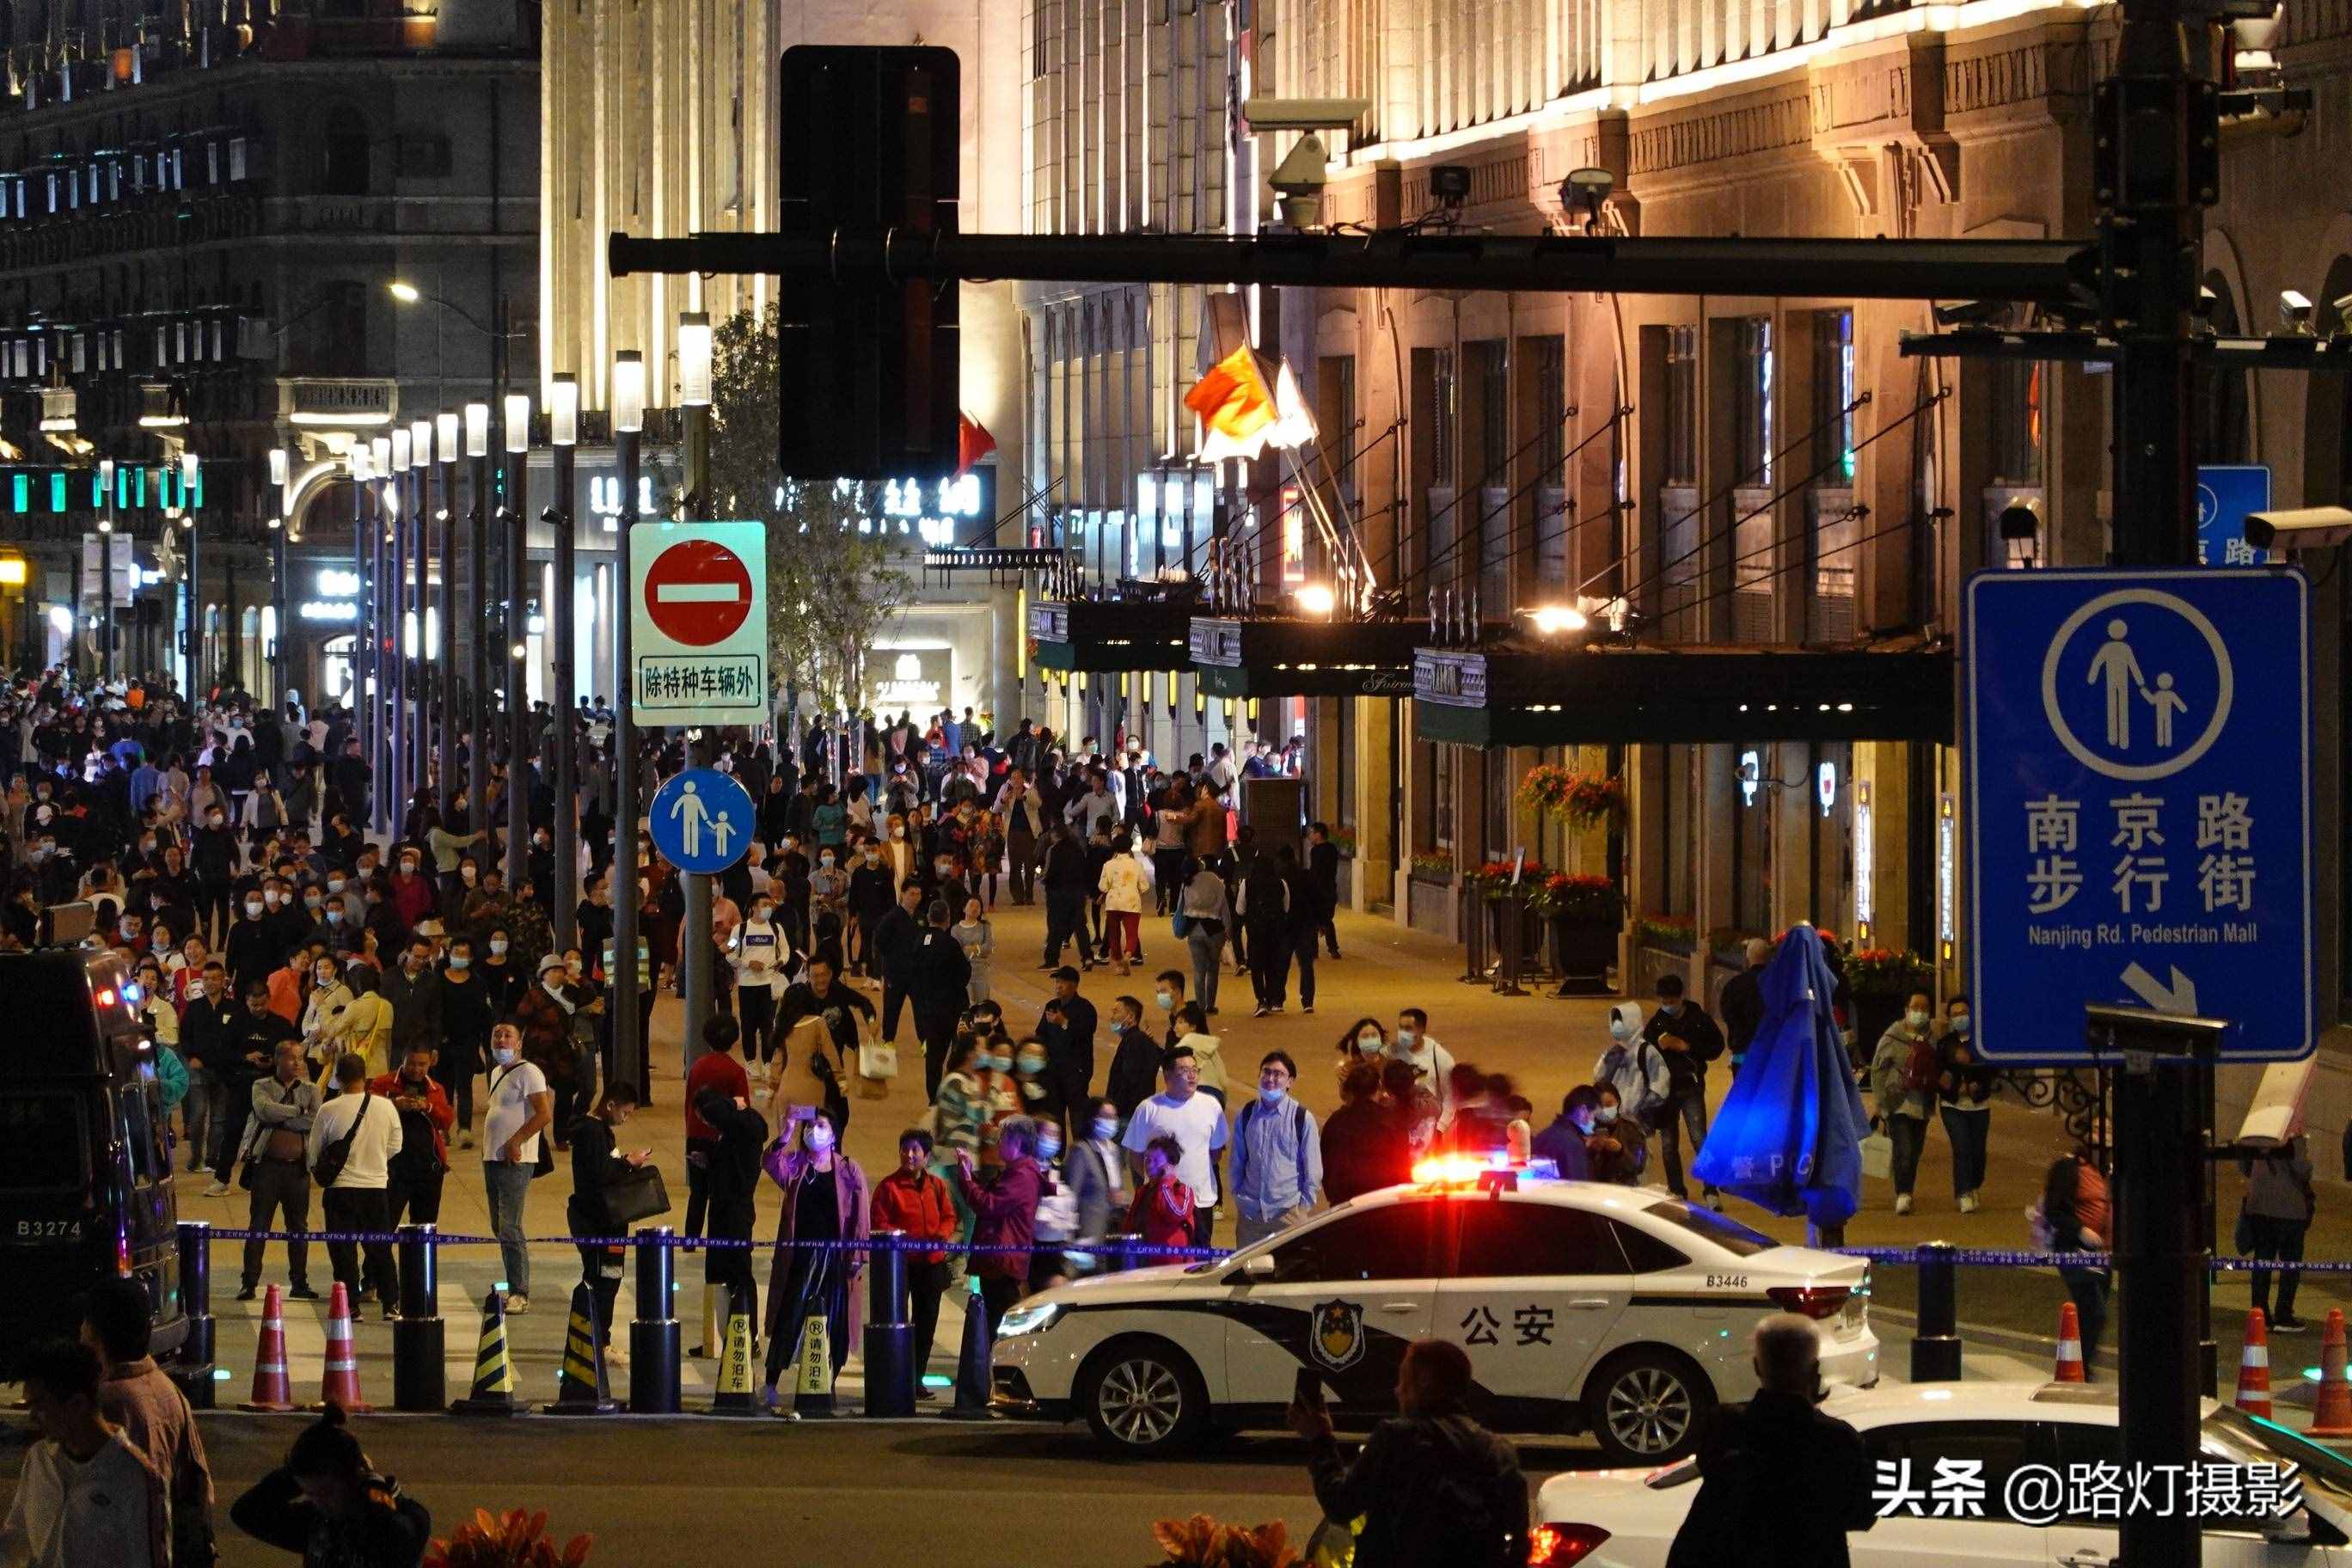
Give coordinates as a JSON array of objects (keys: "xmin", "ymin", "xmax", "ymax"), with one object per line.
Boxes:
[{"xmin": 2121, "ymin": 961, "xmax": 2200, "ymax": 1015}]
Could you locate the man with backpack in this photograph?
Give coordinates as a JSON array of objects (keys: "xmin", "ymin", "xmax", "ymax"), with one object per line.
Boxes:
[
  {"xmin": 1666, "ymin": 1314, "xmax": 1876, "ymax": 1568},
  {"xmin": 1643, "ymin": 973, "xmax": 1727, "ymax": 1207},
  {"xmin": 1593, "ymin": 1001, "xmax": 1669, "ymax": 1168},
  {"xmin": 1869, "ymin": 989, "xmax": 1940, "ymax": 1216},
  {"xmin": 1228, "ymin": 1050, "xmax": 1323, "ymax": 1246},
  {"xmin": 1288, "ymin": 1338, "xmax": 1528, "ymax": 1567}
]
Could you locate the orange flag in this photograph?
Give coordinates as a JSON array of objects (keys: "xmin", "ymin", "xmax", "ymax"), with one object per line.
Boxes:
[{"xmin": 1184, "ymin": 344, "xmax": 1277, "ymax": 455}]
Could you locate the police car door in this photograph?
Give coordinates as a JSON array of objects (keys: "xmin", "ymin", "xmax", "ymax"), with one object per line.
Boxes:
[
  {"xmin": 1222, "ymin": 1200, "xmax": 1439, "ymax": 1417},
  {"xmin": 1430, "ymin": 1194, "xmax": 1630, "ymax": 1417}
]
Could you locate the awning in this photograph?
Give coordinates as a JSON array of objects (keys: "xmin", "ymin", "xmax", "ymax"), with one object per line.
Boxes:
[
  {"xmin": 1028, "ymin": 597, "xmax": 1196, "ymax": 672},
  {"xmin": 1188, "ymin": 616, "xmax": 1422, "ymax": 698},
  {"xmin": 1412, "ymin": 642, "xmax": 1955, "ymax": 746}
]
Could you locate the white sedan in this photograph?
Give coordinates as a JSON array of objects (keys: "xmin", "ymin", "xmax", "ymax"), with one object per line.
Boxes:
[
  {"xmin": 1531, "ymin": 1381, "xmax": 2352, "ymax": 1566},
  {"xmin": 990, "ymin": 1165, "xmax": 1877, "ymax": 1460}
]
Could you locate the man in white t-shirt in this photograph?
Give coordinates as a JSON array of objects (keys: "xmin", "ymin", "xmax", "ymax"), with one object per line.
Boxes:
[
  {"xmin": 307, "ymin": 1053, "xmax": 405, "ymax": 1320},
  {"xmin": 481, "ymin": 1020, "xmax": 553, "ymax": 1313},
  {"xmin": 3, "ymin": 1339, "xmax": 168, "ymax": 1568},
  {"xmin": 1389, "ymin": 1007, "xmax": 1460, "ymax": 1126},
  {"xmin": 1121, "ymin": 1043, "xmax": 1230, "ymax": 1246}
]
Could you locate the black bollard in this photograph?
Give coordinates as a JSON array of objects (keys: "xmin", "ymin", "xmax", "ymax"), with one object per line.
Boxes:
[
  {"xmin": 175, "ymin": 1220, "xmax": 215, "ymax": 1409},
  {"xmin": 864, "ymin": 1230, "xmax": 915, "ymax": 1418},
  {"xmin": 1910, "ymin": 1242, "xmax": 1963, "ymax": 1383},
  {"xmin": 392, "ymin": 1223, "xmax": 446, "ymax": 1411},
  {"xmin": 629, "ymin": 1226, "xmax": 683, "ymax": 1414},
  {"xmin": 1118, "ymin": 1231, "xmax": 1143, "ymax": 1273}
]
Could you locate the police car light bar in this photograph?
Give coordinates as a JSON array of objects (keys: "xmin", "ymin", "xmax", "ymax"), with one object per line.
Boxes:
[{"xmin": 1409, "ymin": 1155, "xmax": 1563, "ymax": 1190}]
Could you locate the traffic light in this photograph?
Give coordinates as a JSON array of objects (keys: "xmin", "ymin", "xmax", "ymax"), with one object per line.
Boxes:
[{"xmin": 776, "ymin": 45, "xmax": 959, "ymax": 481}]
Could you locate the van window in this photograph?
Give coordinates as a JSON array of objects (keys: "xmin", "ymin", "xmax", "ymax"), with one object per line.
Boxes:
[
  {"xmin": 120, "ymin": 1087, "xmax": 165, "ymax": 1189},
  {"xmin": 0, "ymin": 1095, "xmax": 88, "ymax": 1191}
]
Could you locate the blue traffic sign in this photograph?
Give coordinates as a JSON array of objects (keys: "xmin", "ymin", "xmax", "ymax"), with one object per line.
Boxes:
[
  {"xmin": 2196, "ymin": 464, "xmax": 2272, "ymax": 567},
  {"xmin": 648, "ymin": 768, "xmax": 756, "ymax": 875},
  {"xmin": 1963, "ymin": 567, "xmax": 2312, "ymax": 1063}
]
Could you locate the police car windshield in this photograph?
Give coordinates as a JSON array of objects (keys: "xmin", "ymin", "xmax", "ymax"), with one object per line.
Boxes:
[{"xmin": 1642, "ymin": 1199, "xmax": 1773, "ymax": 1257}]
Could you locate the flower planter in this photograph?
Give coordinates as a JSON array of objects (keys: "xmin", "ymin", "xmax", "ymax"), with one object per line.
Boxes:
[
  {"xmin": 1551, "ymin": 917, "xmax": 1620, "ymax": 995},
  {"xmin": 1406, "ymin": 875, "xmax": 1455, "ymax": 938},
  {"xmin": 1485, "ymin": 900, "xmax": 1546, "ymax": 972}
]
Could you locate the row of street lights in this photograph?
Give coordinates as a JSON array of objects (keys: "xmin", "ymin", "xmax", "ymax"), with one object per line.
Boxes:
[{"xmin": 248, "ymin": 322, "xmax": 697, "ymax": 1098}]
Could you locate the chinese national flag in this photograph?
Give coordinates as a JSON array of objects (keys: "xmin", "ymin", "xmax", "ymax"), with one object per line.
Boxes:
[
  {"xmin": 1184, "ymin": 344, "xmax": 1277, "ymax": 455},
  {"xmin": 956, "ymin": 413, "xmax": 997, "ymax": 477}
]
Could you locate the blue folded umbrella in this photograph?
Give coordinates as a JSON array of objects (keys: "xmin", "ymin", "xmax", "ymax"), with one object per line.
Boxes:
[{"xmin": 1690, "ymin": 924, "xmax": 1871, "ymax": 1229}]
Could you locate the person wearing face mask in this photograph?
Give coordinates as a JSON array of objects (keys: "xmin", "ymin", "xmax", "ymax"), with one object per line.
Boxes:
[
  {"xmin": 189, "ymin": 801, "xmax": 238, "ymax": 946},
  {"xmin": 951, "ymin": 895, "xmax": 993, "ymax": 1008},
  {"xmin": 844, "ymin": 838, "xmax": 897, "ymax": 981},
  {"xmin": 1869, "ymin": 990, "xmax": 1939, "ymax": 1215},
  {"xmin": 1063, "ymin": 1096, "xmax": 1130, "ymax": 1277},
  {"xmin": 1333, "ymin": 1017, "xmax": 1389, "ymax": 1093},
  {"xmin": 1642, "ymin": 973, "xmax": 1727, "ymax": 1207},
  {"xmin": 731, "ymin": 893, "xmax": 789, "ymax": 1078},
  {"xmin": 434, "ymin": 937, "xmax": 493, "ymax": 1148},
  {"xmin": 1101, "ymin": 995, "xmax": 1161, "ymax": 1121},
  {"xmin": 806, "ymin": 842, "xmax": 847, "ymax": 932},
  {"xmin": 1584, "ymin": 1083, "xmax": 1646, "ymax": 1184},
  {"xmin": 298, "ymin": 954, "xmax": 354, "ymax": 1081},
  {"xmin": 1530, "ymin": 1085, "xmax": 1600, "ymax": 1181},
  {"xmin": 426, "ymin": 818, "xmax": 485, "ymax": 911},
  {"xmin": 1387, "ymin": 1008, "xmax": 1459, "ymax": 1125},
  {"xmin": 323, "ymin": 965, "xmax": 394, "ymax": 1082},
  {"xmin": 567, "ymin": 1081, "xmax": 652, "ymax": 1340},
  {"xmin": 481, "ymin": 1021, "xmax": 554, "ymax": 1313},
  {"xmin": 1120, "ymin": 1044, "xmax": 1229, "ymax": 1246},
  {"xmin": 474, "ymin": 925, "xmax": 525, "ymax": 1016},
  {"xmin": 1934, "ymin": 995, "xmax": 1993, "ymax": 1214},
  {"xmin": 1152, "ymin": 970, "xmax": 1190, "ymax": 1049},
  {"xmin": 377, "ymin": 937, "xmax": 443, "ymax": 1075},
  {"xmin": 1007, "ymin": 1036, "xmax": 1066, "ymax": 1132},
  {"xmin": 223, "ymin": 886, "xmax": 278, "ymax": 1001},
  {"xmin": 1026, "ymin": 1118, "xmax": 1081, "ymax": 1292},
  {"xmin": 1593, "ymin": 1001, "xmax": 1669, "ymax": 1145},
  {"xmin": 386, "ymin": 849, "xmax": 436, "ymax": 934},
  {"xmin": 1228, "ymin": 1051, "xmax": 1322, "ymax": 1246},
  {"xmin": 869, "ymin": 1129, "xmax": 960, "ymax": 1390},
  {"xmin": 759, "ymin": 1109, "xmax": 870, "ymax": 1412},
  {"xmin": 1124, "ymin": 1133, "xmax": 1197, "ymax": 1251},
  {"xmin": 951, "ymin": 1114, "xmax": 1049, "ymax": 1336}
]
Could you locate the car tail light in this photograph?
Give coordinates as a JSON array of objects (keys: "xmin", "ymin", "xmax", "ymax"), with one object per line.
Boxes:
[
  {"xmin": 1528, "ymin": 1522, "xmax": 1611, "ymax": 1565},
  {"xmin": 1767, "ymin": 1283, "xmax": 1852, "ymax": 1320}
]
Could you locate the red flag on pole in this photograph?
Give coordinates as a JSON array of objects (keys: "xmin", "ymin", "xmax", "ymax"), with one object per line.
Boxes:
[{"xmin": 956, "ymin": 413, "xmax": 997, "ymax": 476}]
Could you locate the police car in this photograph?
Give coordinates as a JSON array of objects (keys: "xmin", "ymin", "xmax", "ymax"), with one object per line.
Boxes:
[
  {"xmin": 989, "ymin": 1158, "xmax": 1878, "ymax": 1459},
  {"xmin": 1529, "ymin": 1381, "xmax": 2350, "ymax": 1566}
]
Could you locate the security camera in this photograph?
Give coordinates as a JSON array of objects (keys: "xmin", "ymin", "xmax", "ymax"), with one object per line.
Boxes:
[
  {"xmin": 1932, "ymin": 300, "xmax": 2011, "ymax": 329},
  {"xmin": 1240, "ymin": 96, "xmax": 1370, "ymax": 132},
  {"xmin": 1560, "ymin": 167, "xmax": 1613, "ymax": 229},
  {"xmin": 2335, "ymin": 292, "xmax": 2352, "ymax": 334},
  {"xmin": 1429, "ymin": 165, "xmax": 1473, "ymax": 209},
  {"xmin": 2244, "ymin": 505, "xmax": 2352, "ymax": 552},
  {"xmin": 2280, "ymin": 290, "xmax": 2315, "ymax": 333},
  {"xmin": 2193, "ymin": 285, "xmax": 2219, "ymax": 321},
  {"xmin": 1268, "ymin": 132, "xmax": 1332, "ymax": 229}
]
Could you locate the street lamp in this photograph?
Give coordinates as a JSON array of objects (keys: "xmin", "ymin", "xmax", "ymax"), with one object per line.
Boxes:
[
  {"xmin": 463, "ymin": 401, "xmax": 492, "ymax": 834},
  {"xmin": 387, "ymin": 428, "xmax": 411, "ymax": 799},
  {"xmin": 389, "ymin": 281, "xmax": 422, "ymax": 304},
  {"xmin": 407, "ymin": 419, "xmax": 432, "ymax": 797},
  {"xmin": 675, "ymin": 310, "xmax": 716, "ymax": 1038},
  {"xmin": 611, "ymin": 349, "xmax": 646, "ymax": 1095},
  {"xmin": 504, "ymin": 391, "xmax": 531, "ymax": 891},
  {"xmin": 548, "ymin": 371, "xmax": 580, "ymax": 947},
  {"xmin": 96, "ymin": 457, "xmax": 115, "ymax": 682},
  {"xmin": 436, "ymin": 410, "xmax": 462, "ymax": 817},
  {"xmin": 268, "ymin": 448, "xmax": 290, "ymax": 705}
]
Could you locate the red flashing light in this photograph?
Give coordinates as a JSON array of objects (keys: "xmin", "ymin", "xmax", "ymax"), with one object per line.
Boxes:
[
  {"xmin": 1766, "ymin": 1283, "xmax": 1853, "ymax": 1320},
  {"xmin": 1528, "ymin": 1522, "xmax": 1611, "ymax": 1565}
]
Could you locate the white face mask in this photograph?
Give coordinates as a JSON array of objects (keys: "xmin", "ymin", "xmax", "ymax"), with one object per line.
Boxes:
[
  {"xmin": 491, "ymin": 1045, "xmax": 518, "ymax": 1067},
  {"xmin": 1608, "ymin": 1018, "xmax": 1633, "ymax": 1040},
  {"xmin": 1905, "ymin": 1009, "xmax": 1931, "ymax": 1032},
  {"xmin": 243, "ymin": 901, "xmax": 264, "ymax": 918},
  {"xmin": 1357, "ymin": 1033, "xmax": 1382, "ymax": 1054},
  {"xmin": 805, "ymin": 1122, "xmax": 835, "ymax": 1152},
  {"xmin": 1395, "ymin": 1027, "xmax": 1418, "ymax": 1049},
  {"xmin": 489, "ymin": 940, "xmax": 508, "ymax": 955},
  {"xmin": 1092, "ymin": 1117, "xmax": 1119, "ymax": 1141}
]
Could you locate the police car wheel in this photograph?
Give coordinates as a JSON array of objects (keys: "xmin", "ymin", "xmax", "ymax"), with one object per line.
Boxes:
[
  {"xmin": 1080, "ymin": 1338, "xmax": 1205, "ymax": 1454},
  {"xmin": 1585, "ymin": 1349, "xmax": 1712, "ymax": 1465}
]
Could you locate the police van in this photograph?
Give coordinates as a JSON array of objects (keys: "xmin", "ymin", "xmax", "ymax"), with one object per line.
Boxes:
[
  {"xmin": 989, "ymin": 1159, "xmax": 1878, "ymax": 1460},
  {"xmin": 0, "ymin": 947, "xmax": 185, "ymax": 1379}
]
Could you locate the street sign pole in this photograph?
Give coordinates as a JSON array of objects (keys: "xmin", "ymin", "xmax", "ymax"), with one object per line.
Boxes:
[
  {"xmin": 613, "ymin": 395, "xmax": 643, "ymax": 1096},
  {"xmin": 679, "ymin": 377, "xmax": 716, "ymax": 1059}
]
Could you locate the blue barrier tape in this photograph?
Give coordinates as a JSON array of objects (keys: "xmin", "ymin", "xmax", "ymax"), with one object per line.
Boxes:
[
  {"xmin": 1834, "ymin": 1245, "xmax": 2352, "ymax": 1274},
  {"xmin": 188, "ymin": 1226, "xmax": 1228, "ymax": 1259}
]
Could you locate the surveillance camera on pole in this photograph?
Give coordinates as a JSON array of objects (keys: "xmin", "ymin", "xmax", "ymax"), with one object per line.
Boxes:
[
  {"xmin": 2244, "ymin": 505, "xmax": 2352, "ymax": 552},
  {"xmin": 2279, "ymin": 289, "xmax": 2315, "ymax": 333},
  {"xmin": 1241, "ymin": 98, "xmax": 1369, "ymax": 230},
  {"xmin": 1560, "ymin": 167, "xmax": 1613, "ymax": 232}
]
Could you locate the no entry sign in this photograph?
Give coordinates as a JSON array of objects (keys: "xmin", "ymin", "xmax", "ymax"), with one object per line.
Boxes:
[{"xmin": 628, "ymin": 520, "xmax": 769, "ymax": 727}]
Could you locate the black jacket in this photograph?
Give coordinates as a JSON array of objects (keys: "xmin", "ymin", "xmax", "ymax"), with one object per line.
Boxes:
[
  {"xmin": 567, "ymin": 1113, "xmax": 621, "ymax": 1236},
  {"xmin": 908, "ymin": 926, "xmax": 973, "ymax": 1021},
  {"xmin": 1036, "ymin": 993, "xmax": 1099, "ymax": 1108},
  {"xmin": 1643, "ymin": 1002, "xmax": 1726, "ymax": 1101},
  {"xmin": 1041, "ymin": 834, "xmax": 1089, "ymax": 897},
  {"xmin": 1719, "ymin": 965, "xmax": 1767, "ymax": 1061},
  {"xmin": 1104, "ymin": 1025, "xmax": 1162, "ymax": 1119},
  {"xmin": 873, "ymin": 904, "xmax": 925, "ymax": 980},
  {"xmin": 1318, "ymin": 1099, "xmax": 1412, "ymax": 1205},
  {"xmin": 231, "ymin": 1467, "xmax": 432, "ymax": 1568},
  {"xmin": 1667, "ymin": 1391, "xmax": 1875, "ymax": 1568},
  {"xmin": 1307, "ymin": 1413, "xmax": 1528, "ymax": 1568}
]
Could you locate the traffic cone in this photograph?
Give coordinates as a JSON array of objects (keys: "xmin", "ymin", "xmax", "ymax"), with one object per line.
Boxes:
[
  {"xmin": 945, "ymin": 1272, "xmax": 993, "ymax": 1420},
  {"xmin": 542, "ymin": 1283, "xmax": 619, "ymax": 1414},
  {"xmin": 238, "ymin": 1285, "xmax": 297, "ymax": 1412},
  {"xmin": 2052, "ymin": 1301, "xmax": 2086, "ymax": 1383},
  {"xmin": 450, "ymin": 1290, "xmax": 524, "ymax": 1417},
  {"xmin": 2309, "ymin": 1310, "xmax": 2352, "ymax": 1436},
  {"xmin": 709, "ymin": 1283, "xmax": 759, "ymax": 1416},
  {"xmin": 2237, "ymin": 1308, "xmax": 2274, "ymax": 1419},
  {"xmin": 315, "ymin": 1283, "xmax": 371, "ymax": 1413},
  {"xmin": 793, "ymin": 1312, "xmax": 836, "ymax": 1418}
]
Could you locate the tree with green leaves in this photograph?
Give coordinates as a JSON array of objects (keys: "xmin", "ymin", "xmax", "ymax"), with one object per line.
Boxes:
[{"xmin": 708, "ymin": 305, "xmax": 913, "ymax": 717}]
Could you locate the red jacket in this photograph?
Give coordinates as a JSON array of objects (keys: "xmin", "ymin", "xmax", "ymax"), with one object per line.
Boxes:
[
  {"xmin": 871, "ymin": 1167, "xmax": 960, "ymax": 1265},
  {"xmin": 955, "ymin": 1155, "xmax": 1049, "ymax": 1281},
  {"xmin": 1126, "ymin": 1174, "xmax": 1196, "ymax": 1249},
  {"xmin": 368, "ymin": 1070, "xmax": 455, "ymax": 1168},
  {"xmin": 683, "ymin": 1051, "xmax": 750, "ymax": 1142}
]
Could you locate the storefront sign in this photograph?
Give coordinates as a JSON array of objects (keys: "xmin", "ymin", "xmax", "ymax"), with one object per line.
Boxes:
[
  {"xmin": 856, "ymin": 470, "xmax": 994, "ymax": 546},
  {"xmin": 1853, "ymin": 779, "xmax": 1874, "ymax": 943},
  {"xmin": 867, "ymin": 646, "xmax": 952, "ymax": 713}
]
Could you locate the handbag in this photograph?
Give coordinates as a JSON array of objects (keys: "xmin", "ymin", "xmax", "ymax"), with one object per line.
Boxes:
[
  {"xmin": 859, "ymin": 1038, "xmax": 899, "ymax": 1081},
  {"xmin": 1172, "ymin": 910, "xmax": 1192, "ymax": 939},
  {"xmin": 605, "ymin": 1162, "xmax": 672, "ymax": 1226},
  {"xmin": 309, "ymin": 1090, "xmax": 371, "ymax": 1187},
  {"xmin": 1859, "ymin": 1132, "xmax": 1894, "ymax": 1180}
]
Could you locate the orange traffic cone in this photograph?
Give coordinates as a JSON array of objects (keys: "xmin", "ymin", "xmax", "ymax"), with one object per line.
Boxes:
[
  {"xmin": 2310, "ymin": 1310, "xmax": 2352, "ymax": 1436},
  {"xmin": 316, "ymin": 1283, "xmax": 372, "ymax": 1413},
  {"xmin": 2236, "ymin": 1308, "xmax": 2274, "ymax": 1419},
  {"xmin": 239, "ymin": 1284, "xmax": 297, "ymax": 1412},
  {"xmin": 2052, "ymin": 1301, "xmax": 2086, "ymax": 1383}
]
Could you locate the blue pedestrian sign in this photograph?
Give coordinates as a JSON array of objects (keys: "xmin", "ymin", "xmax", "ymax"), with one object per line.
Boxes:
[
  {"xmin": 648, "ymin": 768, "xmax": 756, "ymax": 875},
  {"xmin": 1963, "ymin": 567, "xmax": 2312, "ymax": 1063},
  {"xmin": 2196, "ymin": 465, "xmax": 2273, "ymax": 567}
]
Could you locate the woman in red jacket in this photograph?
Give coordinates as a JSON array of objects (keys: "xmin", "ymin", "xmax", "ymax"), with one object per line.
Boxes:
[
  {"xmin": 1125, "ymin": 1135, "xmax": 1197, "ymax": 1253},
  {"xmin": 872, "ymin": 1128, "xmax": 962, "ymax": 1393},
  {"xmin": 951, "ymin": 1115, "xmax": 1048, "ymax": 1336}
]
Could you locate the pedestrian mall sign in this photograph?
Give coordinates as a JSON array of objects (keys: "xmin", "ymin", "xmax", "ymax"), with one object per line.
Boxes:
[
  {"xmin": 1963, "ymin": 567, "xmax": 2313, "ymax": 1063},
  {"xmin": 628, "ymin": 520, "xmax": 769, "ymax": 727},
  {"xmin": 647, "ymin": 767, "xmax": 756, "ymax": 875}
]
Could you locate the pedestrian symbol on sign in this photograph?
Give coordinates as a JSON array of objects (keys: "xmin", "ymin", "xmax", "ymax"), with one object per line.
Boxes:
[{"xmin": 2038, "ymin": 588, "xmax": 2234, "ymax": 782}]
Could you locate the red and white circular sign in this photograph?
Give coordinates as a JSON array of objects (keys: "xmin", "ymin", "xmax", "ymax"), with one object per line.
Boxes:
[{"xmin": 642, "ymin": 539, "xmax": 753, "ymax": 646}]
